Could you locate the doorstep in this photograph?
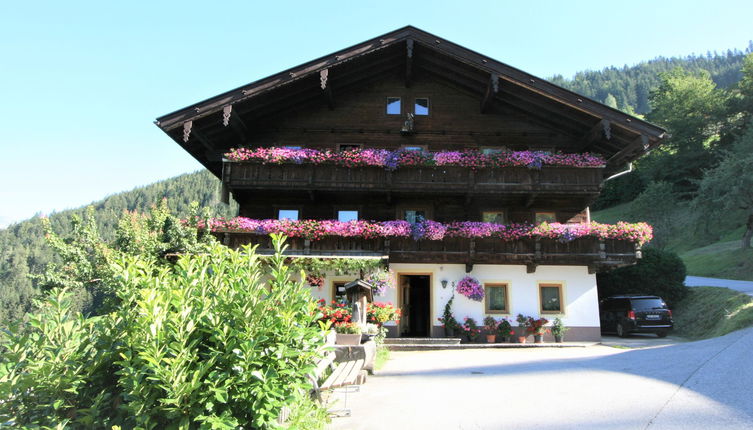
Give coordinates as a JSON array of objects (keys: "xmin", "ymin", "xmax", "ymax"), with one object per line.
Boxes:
[{"xmin": 385, "ymin": 341, "xmax": 598, "ymax": 351}]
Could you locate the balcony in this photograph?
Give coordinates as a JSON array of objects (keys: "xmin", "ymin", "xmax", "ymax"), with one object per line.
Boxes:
[
  {"xmin": 216, "ymin": 231, "xmax": 640, "ymax": 273},
  {"xmin": 222, "ymin": 162, "xmax": 604, "ymax": 197}
]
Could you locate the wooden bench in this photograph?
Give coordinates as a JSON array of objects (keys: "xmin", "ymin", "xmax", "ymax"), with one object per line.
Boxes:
[{"xmin": 309, "ymin": 351, "xmax": 365, "ymax": 417}]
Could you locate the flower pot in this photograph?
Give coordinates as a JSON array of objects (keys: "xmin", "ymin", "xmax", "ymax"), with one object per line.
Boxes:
[
  {"xmin": 444, "ymin": 326, "xmax": 455, "ymax": 337},
  {"xmin": 517, "ymin": 336, "xmax": 527, "ymax": 344},
  {"xmin": 361, "ymin": 334, "xmax": 376, "ymax": 343},
  {"xmin": 335, "ymin": 333, "xmax": 362, "ymax": 345},
  {"xmin": 486, "ymin": 334, "xmax": 496, "ymax": 343},
  {"xmin": 554, "ymin": 335, "xmax": 563, "ymax": 343},
  {"xmin": 534, "ymin": 334, "xmax": 543, "ymax": 343}
]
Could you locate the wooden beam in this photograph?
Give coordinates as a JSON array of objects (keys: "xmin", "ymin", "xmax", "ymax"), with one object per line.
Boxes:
[
  {"xmin": 576, "ymin": 119, "xmax": 611, "ymax": 151},
  {"xmin": 525, "ymin": 193, "xmax": 537, "ymax": 208},
  {"xmin": 405, "ymin": 39, "xmax": 414, "ymax": 87},
  {"xmin": 481, "ymin": 74, "xmax": 499, "ymax": 113},
  {"xmin": 606, "ymin": 134, "xmax": 649, "ymax": 169},
  {"xmin": 320, "ymin": 69, "xmax": 334, "ymax": 110}
]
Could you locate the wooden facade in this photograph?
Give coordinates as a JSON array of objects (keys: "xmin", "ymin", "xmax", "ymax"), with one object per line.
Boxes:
[{"xmin": 156, "ymin": 26, "xmax": 667, "ymax": 270}]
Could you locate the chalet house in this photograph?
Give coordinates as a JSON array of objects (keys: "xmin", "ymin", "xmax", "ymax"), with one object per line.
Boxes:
[{"xmin": 155, "ymin": 26, "xmax": 666, "ymax": 341}]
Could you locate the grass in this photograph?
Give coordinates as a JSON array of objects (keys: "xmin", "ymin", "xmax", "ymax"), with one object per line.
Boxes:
[
  {"xmin": 374, "ymin": 346, "xmax": 390, "ymax": 371},
  {"xmin": 680, "ymin": 241, "xmax": 753, "ymax": 281},
  {"xmin": 590, "ymin": 203, "xmax": 633, "ymax": 224},
  {"xmin": 673, "ymin": 286, "xmax": 753, "ymax": 339}
]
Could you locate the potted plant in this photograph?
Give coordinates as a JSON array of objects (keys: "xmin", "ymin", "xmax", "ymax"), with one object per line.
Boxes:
[
  {"xmin": 515, "ymin": 314, "xmax": 530, "ymax": 343},
  {"xmin": 551, "ymin": 317, "xmax": 568, "ymax": 343},
  {"xmin": 438, "ymin": 296, "xmax": 461, "ymax": 337},
  {"xmin": 361, "ymin": 322, "xmax": 379, "ymax": 343},
  {"xmin": 483, "ymin": 316, "xmax": 498, "ymax": 343},
  {"xmin": 334, "ymin": 322, "xmax": 362, "ymax": 345},
  {"xmin": 462, "ymin": 317, "xmax": 481, "ymax": 343},
  {"xmin": 527, "ymin": 317, "xmax": 550, "ymax": 343},
  {"xmin": 497, "ymin": 317, "xmax": 512, "ymax": 343}
]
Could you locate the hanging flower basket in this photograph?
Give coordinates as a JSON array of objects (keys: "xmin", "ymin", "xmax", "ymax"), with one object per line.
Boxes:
[{"xmin": 456, "ymin": 276, "xmax": 484, "ymax": 301}]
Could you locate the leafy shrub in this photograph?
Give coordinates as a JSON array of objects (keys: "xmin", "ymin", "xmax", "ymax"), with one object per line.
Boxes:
[
  {"xmin": 597, "ymin": 247, "xmax": 688, "ymax": 307},
  {"xmin": 0, "ymin": 235, "xmax": 329, "ymax": 429}
]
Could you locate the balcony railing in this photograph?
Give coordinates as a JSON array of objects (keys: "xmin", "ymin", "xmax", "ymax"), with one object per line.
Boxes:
[
  {"xmin": 216, "ymin": 231, "xmax": 639, "ymax": 273},
  {"xmin": 222, "ymin": 162, "xmax": 604, "ymax": 196}
]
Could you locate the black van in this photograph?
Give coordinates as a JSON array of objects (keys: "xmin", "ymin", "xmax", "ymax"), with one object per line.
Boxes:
[{"xmin": 599, "ymin": 295, "xmax": 673, "ymax": 338}]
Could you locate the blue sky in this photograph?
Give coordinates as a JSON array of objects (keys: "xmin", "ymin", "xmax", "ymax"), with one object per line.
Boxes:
[{"xmin": 1, "ymin": 0, "xmax": 752, "ymax": 227}]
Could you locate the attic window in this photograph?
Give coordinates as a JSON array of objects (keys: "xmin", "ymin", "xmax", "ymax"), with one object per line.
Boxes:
[
  {"xmin": 278, "ymin": 209, "xmax": 299, "ymax": 221},
  {"xmin": 414, "ymin": 98, "xmax": 429, "ymax": 115},
  {"xmin": 386, "ymin": 97, "xmax": 401, "ymax": 115}
]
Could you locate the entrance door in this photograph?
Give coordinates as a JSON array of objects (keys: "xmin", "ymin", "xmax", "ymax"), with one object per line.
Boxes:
[{"xmin": 399, "ymin": 274, "xmax": 431, "ymax": 337}]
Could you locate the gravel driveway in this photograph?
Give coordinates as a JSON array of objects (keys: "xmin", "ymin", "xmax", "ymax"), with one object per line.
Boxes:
[{"xmin": 329, "ymin": 327, "xmax": 753, "ymax": 430}]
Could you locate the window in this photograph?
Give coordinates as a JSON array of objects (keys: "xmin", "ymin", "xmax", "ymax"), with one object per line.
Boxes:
[
  {"xmin": 414, "ymin": 98, "xmax": 429, "ymax": 115},
  {"xmin": 338, "ymin": 210, "xmax": 359, "ymax": 222},
  {"xmin": 482, "ymin": 211, "xmax": 505, "ymax": 224},
  {"xmin": 278, "ymin": 209, "xmax": 299, "ymax": 221},
  {"xmin": 535, "ymin": 211, "xmax": 557, "ymax": 224},
  {"xmin": 485, "ymin": 283, "xmax": 509, "ymax": 314},
  {"xmin": 284, "ymin": 145, "xmax": 302, "ymax": 150},
  {"xmin": 386, "ymin": 97, "xmax": 401, "ymax": 115},
  {"xmin": 401, "ymin": 145, "xmax": 425, "ymax": 152},
  {"xmin": 338, "ymin": 144, "xmax": 362, "ymax": 151},
  {"xmin": 332, "ymin": 280, "xmax": 355, "ymax": 302},
  {"xmin": 403, "ymin": 209, "xmax": 426, "ymax": 224},
  {"xmin": 481, "ymin": 147, "xmax": 506, "ymax": 155},
  {"xmin": 539, "ymin": 284, "xmax": 563, "ymax": 314}
]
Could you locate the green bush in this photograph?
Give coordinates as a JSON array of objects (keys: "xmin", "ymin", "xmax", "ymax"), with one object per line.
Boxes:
[
  {"xmin": 596, "ymin": 247, "xmax": 689, "ymax": 307},
  {"xmin": 0, "ymin": 235, "xmax": 329, "ymax": 429}
]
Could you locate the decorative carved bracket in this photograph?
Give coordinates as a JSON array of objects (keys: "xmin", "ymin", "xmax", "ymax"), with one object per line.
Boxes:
[
  {"xmin": 320, "ymin": 69, "xmax": 334, "ymax": 110},
  {"xmin": 222, "ymin": 105, "xmax": 232, "ymax": 127},
  {"xmin": 577, "ymin": 119, "xmax": 611, "ymax": 151},
  {"xmin": 405, "ymin": 39, "xmax": 414, "ymax": 88},
  {"xmin": 481, "ymin": 74, "xmax": 499, "ymax": 113},
  {"xmin": 182, "ymin": 121, "xmax": 193, "ymax": 142}
]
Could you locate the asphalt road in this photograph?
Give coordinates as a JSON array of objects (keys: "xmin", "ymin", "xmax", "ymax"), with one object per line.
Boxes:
[
  {"xmin": 329, "ymin": 327, "xmax": 753, "ymax": 430},
  {"xmin": 685, "ymin": 276, "xmax": 753, "ymax": 295}
]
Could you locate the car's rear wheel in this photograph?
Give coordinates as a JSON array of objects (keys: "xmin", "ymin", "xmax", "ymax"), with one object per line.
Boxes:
[
  {"xmin": 616, "ymin": 322, "xmax": 627, "ymax": 338},
  {"xmin": 656, "ymin": 331, "xmax": 668, "ymax": 338}
]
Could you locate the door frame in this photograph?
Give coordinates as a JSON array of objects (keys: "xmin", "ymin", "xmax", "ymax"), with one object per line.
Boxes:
[{"xmin": 397, "ymin": 272, "xmax": 434, "ymax": 337}]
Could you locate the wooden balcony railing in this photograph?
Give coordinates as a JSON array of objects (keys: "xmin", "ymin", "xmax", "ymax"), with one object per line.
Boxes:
[
  {"xmin": 222, "ymin": 162, "xmax": 604, "ymax": 196},
  {"xmin": 216, "ymin": 232, "xmax": 640, "ymax": 273}
]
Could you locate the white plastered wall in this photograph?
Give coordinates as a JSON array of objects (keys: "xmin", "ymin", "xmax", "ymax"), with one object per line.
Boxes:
[{"xmin": 306, "ymin": 263, "xmax": 599, "ymax": 330}]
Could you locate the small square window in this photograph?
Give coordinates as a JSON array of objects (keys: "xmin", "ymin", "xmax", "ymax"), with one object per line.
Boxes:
[
  {"xmin": 482, "ymin": 211, "xmax": 505, "ymax": 224},
  {"xmin": 535, "ymin": 212, "xmax": 557, "ymax": 224},
  {"xmin": 540, "ymin": 284, "xmax": 563, "ymax": 314},
  {"xmin": 414, "ymin": 98, "xmax": 429, "ymax": 115},
  {"xmin": 338, "ymin": 210, "xmax": 359, "ymax": 222},
  {"xmin": 278, "ymin": 209, "xmax": 299, "ymax": 221},
  {"xmin": 333, "ymin": 280, "xmax": 356, "ymax": 302},
  {"xmin": 401, "ymin": 146, "xmax": 425, "ymax": 152},
  {"xmin": 403, "ymin": 210, "xmax": 426, "ymax": 224},
  {"xmin": 386, "ymin": 97, "xmax": 401, "ymax": 115},
  {"xmin": 338, "ymin": 144, "xmax": 361, "ymax": 151},
  {"xmin": 481, "ymin": 147, "xmax": 506, "ymax": 155},
  {"xmin": 485, "ymin": 283, "xmax": 509, "ymax": 314}
]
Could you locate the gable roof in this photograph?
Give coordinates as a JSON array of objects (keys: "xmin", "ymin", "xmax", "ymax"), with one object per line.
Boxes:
[{"xmin": 155, "ymin": 26, "xmax": 666, "ymax": 176}]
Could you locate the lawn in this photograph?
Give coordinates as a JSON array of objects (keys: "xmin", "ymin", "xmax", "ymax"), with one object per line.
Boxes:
[
  {"xmin": 680, "ymin": 241, "xmax": 753, "ymax": 281},
  {"xmin": 673, "ymin": 286, "xmax": 753, "ymax": 339}
]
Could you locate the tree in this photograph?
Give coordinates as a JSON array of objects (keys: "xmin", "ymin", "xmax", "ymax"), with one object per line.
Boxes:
[
  {"xmin": 626, "ymin": 181, "xmax": 680, "ymax": 249},
  {"xmin": 693, "ymin": 126, "xmax": 753, "ymax": 248},
  {"xmin": 643, "ymin": 68, "xmax": 729, "ymax": 196},
  {"xmin": 604, "ymin": 93, "xmax": 618, "ymax": 108}
]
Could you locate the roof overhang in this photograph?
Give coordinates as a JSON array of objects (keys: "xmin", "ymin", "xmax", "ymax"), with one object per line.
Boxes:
[{"xmin": 155, "ymin": 26, "xmax": 667, "ymax": 177}]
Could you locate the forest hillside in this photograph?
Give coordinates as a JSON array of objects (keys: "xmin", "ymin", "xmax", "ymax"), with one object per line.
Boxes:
[{"xmin": 2, "ymin": 47, "xmax": 752, "ymax": 323}]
